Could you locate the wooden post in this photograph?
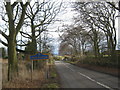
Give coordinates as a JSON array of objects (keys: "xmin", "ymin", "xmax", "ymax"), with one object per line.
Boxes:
[
  {"xmin": 31, "ymin": 60, "xmax": 33, "ymax": 82},
  {"xmin": 46, "ymin": 60, "xmax": 49, "ymax": 79}
]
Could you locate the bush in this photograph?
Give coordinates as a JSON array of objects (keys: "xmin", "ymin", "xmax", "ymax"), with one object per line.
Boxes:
[
  {"xmin": 79, "ymin": 57, "xmax": 119, "ymax": 68},
  {"xmin": 53, "ymin": 56, "xmax": 61, "ymax": 61}
]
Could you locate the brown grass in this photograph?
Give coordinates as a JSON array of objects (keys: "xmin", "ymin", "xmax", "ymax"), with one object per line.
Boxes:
[
  {"xmin": 2, "ymin": 59, "xmax": 46, "ymax": 88},
  {"xmin": 2, "ymin": 59, "xmax": 61, "ymax": 88}
]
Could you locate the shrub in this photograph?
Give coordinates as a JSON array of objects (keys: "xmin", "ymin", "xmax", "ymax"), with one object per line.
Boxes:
[{"xmin": 79, "ymin": 57, "xmax": 119, "ymax": 68}]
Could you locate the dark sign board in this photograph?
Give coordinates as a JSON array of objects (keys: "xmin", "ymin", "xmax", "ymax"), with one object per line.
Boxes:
[{"xmin": 30, "ymin": 53, "xmax": 49, "ymax": 60}]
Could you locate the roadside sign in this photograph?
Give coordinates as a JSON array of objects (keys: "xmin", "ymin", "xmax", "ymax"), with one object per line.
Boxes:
[
  {"xmin": 30, "ymin": 52, "xmax": 49, "ymax": 60},
  {"xmin": 30, "ymin": 52, "xmax": 49, "ymax": 82}
]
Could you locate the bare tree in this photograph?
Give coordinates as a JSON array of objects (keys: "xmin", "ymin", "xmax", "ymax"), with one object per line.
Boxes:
[
  {"xmin": 18, "ymin": 1, "xmax": 62, "ymax": 55},
  {"xmin": 73, "ymin": 2, "xmax": 117, "ymax": 60},
  {"xmin": 0, "ymin": 1, "xmax": 30, "ymax": 81},
  {"xmin": 59, "ymin": 25, "xmax": 91, "ymax": 57}
]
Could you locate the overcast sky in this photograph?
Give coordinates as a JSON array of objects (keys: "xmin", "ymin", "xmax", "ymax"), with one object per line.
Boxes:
[{"xmin": 46, "ymin": 2, "xmax": 75, "ymax": 54}]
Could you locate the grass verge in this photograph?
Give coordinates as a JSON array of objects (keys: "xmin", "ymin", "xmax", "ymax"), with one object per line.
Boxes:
[{"xmin": 42, "ymin": 64, "xmax": 61, "ymax": 88}]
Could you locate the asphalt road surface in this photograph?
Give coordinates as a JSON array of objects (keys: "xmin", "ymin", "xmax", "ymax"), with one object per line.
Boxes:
[{"xmin": 55, "ymin": 61, "xmax": 120, "ymax": 89}]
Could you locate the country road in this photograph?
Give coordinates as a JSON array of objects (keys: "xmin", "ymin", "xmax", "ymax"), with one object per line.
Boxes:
[{"xmin": 55, "ymin": 61, "xmax": 120, "ymax": 89}]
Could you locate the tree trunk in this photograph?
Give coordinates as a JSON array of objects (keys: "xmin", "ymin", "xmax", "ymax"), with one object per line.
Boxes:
[
  {"xmin": 109, "ymin": 35, "xmax": 116, "ymax": 61},
  {"xmin": 93, "ymin": 41, "xmax": 97, "ymax": 58},
  {"xmin": 93, "ymin": 39, "xmax": 100, "ymax": 58},
  {"xmin": 31, "ymin": 21, "xmax": 37, "ymax": 69},
  {"xmin": 8, "ymin": 37, "xmax": 18, "ymax": 81},
  {"xmin": 31, "ymin": 36, "xmax": 37, "ymax": 69}
]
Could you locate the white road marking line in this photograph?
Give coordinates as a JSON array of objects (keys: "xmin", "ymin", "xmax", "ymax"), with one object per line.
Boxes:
[
  {"xmin": 62, "ymin": 62, "xmax": 114, "ymax": 90},
  {"xmin": 63, "ymin": 62, "xmax": 75, "ymax": 72},
  {"xmin": 78, "ymin": 72, "xmax": 114, "ymax": 90},
  {"xmin": 66, "ymin": 65, "xmax": 75, "ymax": 72}
]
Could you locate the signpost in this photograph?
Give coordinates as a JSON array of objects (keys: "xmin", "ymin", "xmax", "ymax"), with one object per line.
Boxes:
[
  {"xmin": 30, "ymin": 53, "xmax": 49, "ymax": 60},
  {"xmin": 30, "ymin": 52, "xmax": 49, "ymax": 81}
]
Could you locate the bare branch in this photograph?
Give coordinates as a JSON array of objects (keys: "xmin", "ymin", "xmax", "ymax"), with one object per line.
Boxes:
[
  {"xmin": 0, "ymin": 39, "xmax": 8, "ymax": 46},
  {"xmin": 13, "ymin": 5, "xmax": 19, "ymax": 22},
  {"xmin": 107, "ymin": 2, "xmax": 120, "ymax": 11},
  {"xmin": 0, "ymin": 29, "xmax": 9, "ymax": 40},
  {"xmin": 20, "ymin": 31, "xmax": 32, "ymax": 38},
  {"xmin": 16, "ymin": 2, "xmax": 30, "ymax": 35},
  {"xmin": 11, "ymin": 2, "xmax": 18, "ymax": 10},
  {"xmin": 0, "ymin": 39, "xmax": 31, "ymax": 54}
]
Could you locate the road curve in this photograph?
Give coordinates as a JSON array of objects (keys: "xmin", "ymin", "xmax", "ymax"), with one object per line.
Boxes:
[{"xmin": 55, "ymin": 61, "xmax": 120, "ymax": 89}]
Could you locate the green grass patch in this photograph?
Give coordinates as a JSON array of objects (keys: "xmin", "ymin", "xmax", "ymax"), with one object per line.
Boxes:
[
  {"xmin": 45, "ymin": 63, "xmax": 61, "ymax": 88},
  {"xmin": 43, "ymin": 83, "xmax": 59, "ymax": 88},
  {"xmin": 51, "ymin": 72, "xmax": 57, "ymax": 78},
  {"xmin": 46, "ymin": 83, "xmax": 59, "ymax": 88}
]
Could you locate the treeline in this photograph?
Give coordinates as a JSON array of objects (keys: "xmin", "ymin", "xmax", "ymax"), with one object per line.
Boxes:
[{"xmin": 59, "ymin": 2, "xmax": 120, "ymax": 63}]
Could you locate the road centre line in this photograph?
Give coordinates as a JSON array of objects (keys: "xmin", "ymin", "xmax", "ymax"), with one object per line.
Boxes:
[
  {"xmin": 66, "ymin": 65, "xmax": 75, "ymax": 72},
  {"xmin": 78, "ymin": 72, "xmax": 114, "ymax": 90},
  {"xmin": 63, "ymin": 62, "xmax": 75, "ymax": 72},
  {"xmin": 62, "ymin": 62, "xmax": 114, "ymax": 90}
]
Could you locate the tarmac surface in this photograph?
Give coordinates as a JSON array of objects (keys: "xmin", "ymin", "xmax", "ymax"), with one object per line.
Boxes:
[{"xmin": 55, "ymin": 61, "xmax": 120, "ymax": 89}]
